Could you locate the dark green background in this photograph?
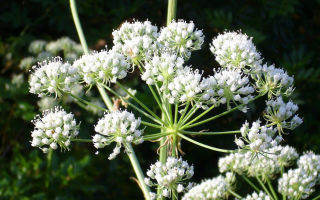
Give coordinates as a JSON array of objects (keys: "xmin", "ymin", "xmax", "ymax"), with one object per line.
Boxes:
[{"xmin": 1, "ymin": 0, "xmax": 319, "ymax": 199}]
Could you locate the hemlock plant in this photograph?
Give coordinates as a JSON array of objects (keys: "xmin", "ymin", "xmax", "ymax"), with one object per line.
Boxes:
[{"xmin": 27, "ymin": 0, "xmax": 320, "ymax": 199}]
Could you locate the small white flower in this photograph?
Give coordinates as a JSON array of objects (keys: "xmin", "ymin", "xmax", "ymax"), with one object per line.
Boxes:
[
  {"xmin": 30, "ymin": 107, "xmax": 79, "ymax": 153},
  {"xmin": 73, "ymin": 49, "xmax": 130, "ymax": 85},
  {"xmin": 200, "ymin": 68, "xmax": 254, "ymax": 111},
  {"xmin": 93, "ymin": 110, "xmax": 144, "ymax": 160},
  {"xmin": 29, "ymin": 57, "xmax": 80, "ymax": 97},
  {"xmin": 264, "ymin": 97, "xmax": 302, "ymax": 133},
  {"xmin": 182, "ymin": 172, "xmax": 235, "ymax": 200},
  {"xmin": 146, "ymin": 157, "xmax": 194, "ymax": 198},
  {"xmin": 112, "ymin": 20, "xmax": 158, "ymax": 60},
  {"xmin": 158, "ymin": 20, "xmax": 204, "ymax": 59},
  {"xmin": 210, "ymin": 31, "xmax": 262, "ymax": 69},
  {"xmin": 251, "ymin": 63, "xmax": 294, "ymax": 98}
]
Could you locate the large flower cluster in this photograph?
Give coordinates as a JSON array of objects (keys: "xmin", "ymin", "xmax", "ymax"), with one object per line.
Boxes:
[
  {"xmin": 182, "ymin": 172, "xmax": 235, "ymax": 200},
  {"xmin": 73, "ymin": 50, "xmax": 130, "ymax": 85},
  {"xmin": 145, "ymin": 157, "xmax": 194, "ymax": 199},
  {"xmin": 112, "ymin": 20, "xmax": 158, "ymax": 60},
  {"xmin": 264, "ymin": 97, "xmax": 303, "ymax": 132},
  {"xmin": 166, "ymin": 67, "xmax": 203, "ymax": 104},
  {"xmin": 29, "ymin": 57, "xmax": 80, "ymax": 97},
  {"xmin": 278, "ymin": 152, "xmax": 320, "ymax": 200},
  {"xmin": 219, "ymin": 145, "xmax": 298, "ymax": 179},
  {"xmin": 251, "ymin": 63, "xmax": 294, "ymax": 98},
  {"xmin": 200, "ymin": 68, "xmax": 254, "ymax": 110},
  {"xmin": 31, "ymin": 107, "xmax": 79, "ymax": 153},
  {"xmin": 210, "ymin": 31, "xmax": 262, "ymax": 69},
  {"xmin": 158, "ymin": 20, "xmax": 204, "ymax": 59},
  {"xmin": 93, "ymin": 110, "xmax": 143, "ymax": 160},
  {"xmin": 141, "ymin": 53, "xmax": 184, "ymax": 86},
  {"xmin": 235, "ymin": 120, "xmax": 281, "ymax": 152}
]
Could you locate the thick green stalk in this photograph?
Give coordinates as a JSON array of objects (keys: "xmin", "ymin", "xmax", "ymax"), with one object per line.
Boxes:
[
  {"xmin": 167, "ymin": 0, "xmax": 177, "ymax": 25},
  {"xmin": 127, "ymin": 144, "xmax": 151, "ymax": 200},
  {"xmin": 69, "ymin": 0, "xmax": 88, "ymax": 54},
  {"xmin": 69, "ymin": 1, "xmax": 150, "ymax": 199},
  {"xmin": 97, "ymin": 84, "xmax": 114, "ymax": 111}
]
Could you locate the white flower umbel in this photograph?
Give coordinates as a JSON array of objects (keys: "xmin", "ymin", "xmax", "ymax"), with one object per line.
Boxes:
[
  {"xmin": 219, "ymin": 145, "xmax": 298, "ymax": 180},
  {"xmin": 29, "ymin": 57, "xmax": 80, "ymax": 97},
  {"xmin": 243, "ymin": 191, "xmax": 271, "ymax": 200},
  {"xmin": 29, "ymin": 40, "xmax": 47, "ymax": 54},
  {"xmin": 165, "ymin": 66, "xmax": 203, "ymax": 104},
  {"xmin": 158, "ymin": 20, "xmax": 204, "ymax": 59},
  {"xmin": 297, "ymin": 152, "xmax": 320, "ymax": 182},
  {"xmin": 73, "ymin": 50, "xmax": 130, "ymax": 86},
  {"xmin": 200, "ymin": 68, "xmax": 254, "ymax": 111},
  {"xmin": 236, "ymin": 120, "xmax": 281, "ymax": 152},
  {"xmin": 210, "ymin": 31, "xmax": 262, "ymax": 69},
  {"xmin": 112, "ymin": 20, "xmax": 158, "ymax": 60},
  {"xmin": 46, "ymin": 37, "xmax": 83, "ymax": 56},
  {"xmin": 93, "ymin": 110, "xmax": 144, "ymax": 160},
  {"xmin": 145, "ymin": 157, "xmax": 194, "ymax": 198},
  {"xmin": 31, "ymin": 107, "xmax": 79, "ymax": 153},
  {"xmin": 278, "ymin": 168, "xmax": 317, "ymax": 199},
  {"xmin": 182, "ymin": 172, "xmax": 235, "ymax": 200},
  {"xmin": 141, "ymin": 52, "xmax": 184, "ymax": 86},
  {"xmin": 251, "ymin": 63, "xmax": 294, "ymax": 98},
  {"xmin": 264, "ymin": 97, "xmax": 302, "ymax": 133}
]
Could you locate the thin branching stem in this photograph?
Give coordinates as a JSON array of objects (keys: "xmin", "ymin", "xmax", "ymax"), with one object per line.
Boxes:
[{"xmin": 180, "ymin": 130, "xmax": 240, "ymax": 136}]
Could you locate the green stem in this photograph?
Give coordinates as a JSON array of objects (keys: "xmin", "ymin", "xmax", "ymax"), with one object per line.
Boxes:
[
  {"xmin": 180, "ymin": 130, "xmax": 240, "ymax": 136},
  {"xmin": 256, "ymin": 176, "xmax": 274, "ymax": 200},
  {"xmin": 179, "ymin": 106, "xmax": 199, "ymax": 127},
  {"xmin": 177, "ymin": 102, "xmax": 189, "ymax": 126},
  {"xmin": 69, "ymin": 0, "xmax": 88, "ymax": 54},
  {"xmin": 167, "ymin": 0, "xmax": 177, "ymax": 25},
  {"xmin": 127, "ymin": 144, "xmax": 151, "ymax": 200},
  {"xmin": 101, "ymin": 84, "xmax": 163, "ymax": 125},
  {"xmin": 71, "ymin": 138, "xmax": 92, "ymax": 142},
  {"xmin": 174, "ymin": 104, "xmax": 178, "ymax": 125},
  {"xmin": 267, "ymin": 178, "xmax": 278, "ymax": 200},
  {"xmin": 97, "ymin": 84, "xmax": 114, "ymax": 111},
  {"xmin": 143, "ymin": 132, "xmax": 173, "ymax": 141},
  {"xmin": 228, "ymin": 189, "xmax": 242, "ymax": 199},
  {"xmin": 69, "ymin": 93, "xmax": 106, "ymax": 112},
  {"xmin": 241, "ymin": 175, "xmax": 260, "ymax": 192},
  {"xmin": 182, "ymin": 104, "xmax": 215, "ymax": 128},
  {"xmin": 117, "ymin": 82, "xmax": 163, "ymax": 124},
  {"xmin": 141, "ymin": 121, "xmax": 163, "ymax": 129},
  {"xmin": 182, "ymin": 94, "xmax": 264, "ymax": 129},
  {"xmin": 147, "ymin": 84, "xmax": 170, "ymax": 123},
  {"xmin": 177, "ymin": 133, "xmax": 234, "ymax": 153},
  {"xmin": 312, "ymin": 194, "xmax": 320, "ymax": 200}
]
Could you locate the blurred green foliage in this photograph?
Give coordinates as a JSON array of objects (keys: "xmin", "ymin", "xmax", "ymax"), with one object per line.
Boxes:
[{"xmin": 0, "ymin": 0, "xmax": 319, "ymax": 199}]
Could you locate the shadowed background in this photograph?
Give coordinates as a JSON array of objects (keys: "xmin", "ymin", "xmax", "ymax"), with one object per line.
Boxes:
[{"xmin": 0, "ymin": 0, "xmax": 319, "ymax": 199}]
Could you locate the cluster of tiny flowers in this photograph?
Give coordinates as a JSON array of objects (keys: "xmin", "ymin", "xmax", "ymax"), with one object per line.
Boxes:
[
  {"xmin": 264, "ymin": 97, "xmax": 303, "ymax": 132},
  {"xmin": 210, "ymin": 31, "xmax": 262, "ymax": 69},
  {"xmin": 46, "ymin": 37, "xmax": 83, "ymax": 57},
  {"xmin": 29, "ymin": 57, "xmax": 79, "ymax": 97},
  {"xmin": 182, "ymin": 172, "xmax": 235, "ymax": 200},
  {"xmin": 251, "ymin": 63, "xmax": 294, "ymax": 98},
  {"xmin": 297, "ymin": 152, "xmax": 320, "ymax": 182},
  {"xmin": 141, "ymin": 52, "xmax": 184, "ymax": 86},
  {"xmin": 200, "ymin": 68, "xmax": 254, "ymax": 111},
  {"xmin": 112, "ymin": 20, "xmax": 158, "ymax": 60},
  {"xmin": 278, "ymin": 166, "xmax": 318, "ymax": 199},
  {"xmin": 219, "ymin": 145, "xmax": 298, "ymax": 179},
  {"xmin": 165, "ymin": 67, "xmax": 203, "ymax": 104},
  {"xmin": 93, "ymin": 110, "xmax": 143, "ymax": 160},
  {"xmin": 31, "ymin": 107, "xmax": 79, "ymax": 153},
  {"xmin": 29, "ymin": 40, "xmax": 47, "ymax": 54},
  {"xmin": 158, "ymin": 20, "xmax": 204, "ymax": 59},
  {"xmin": 242, "ymin": 191, "xmax": 271, "ymax": 200},
  {"xmin": 235, "ymin": 120, "xmax": 281, "ymax": 152},
  {"xmin": 73, "ymin": 50, "xmax": 130, "ymax": 85},
  {"xmin": 145, "ymin": 157, "xmax": 194, "ymax": 199}
]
